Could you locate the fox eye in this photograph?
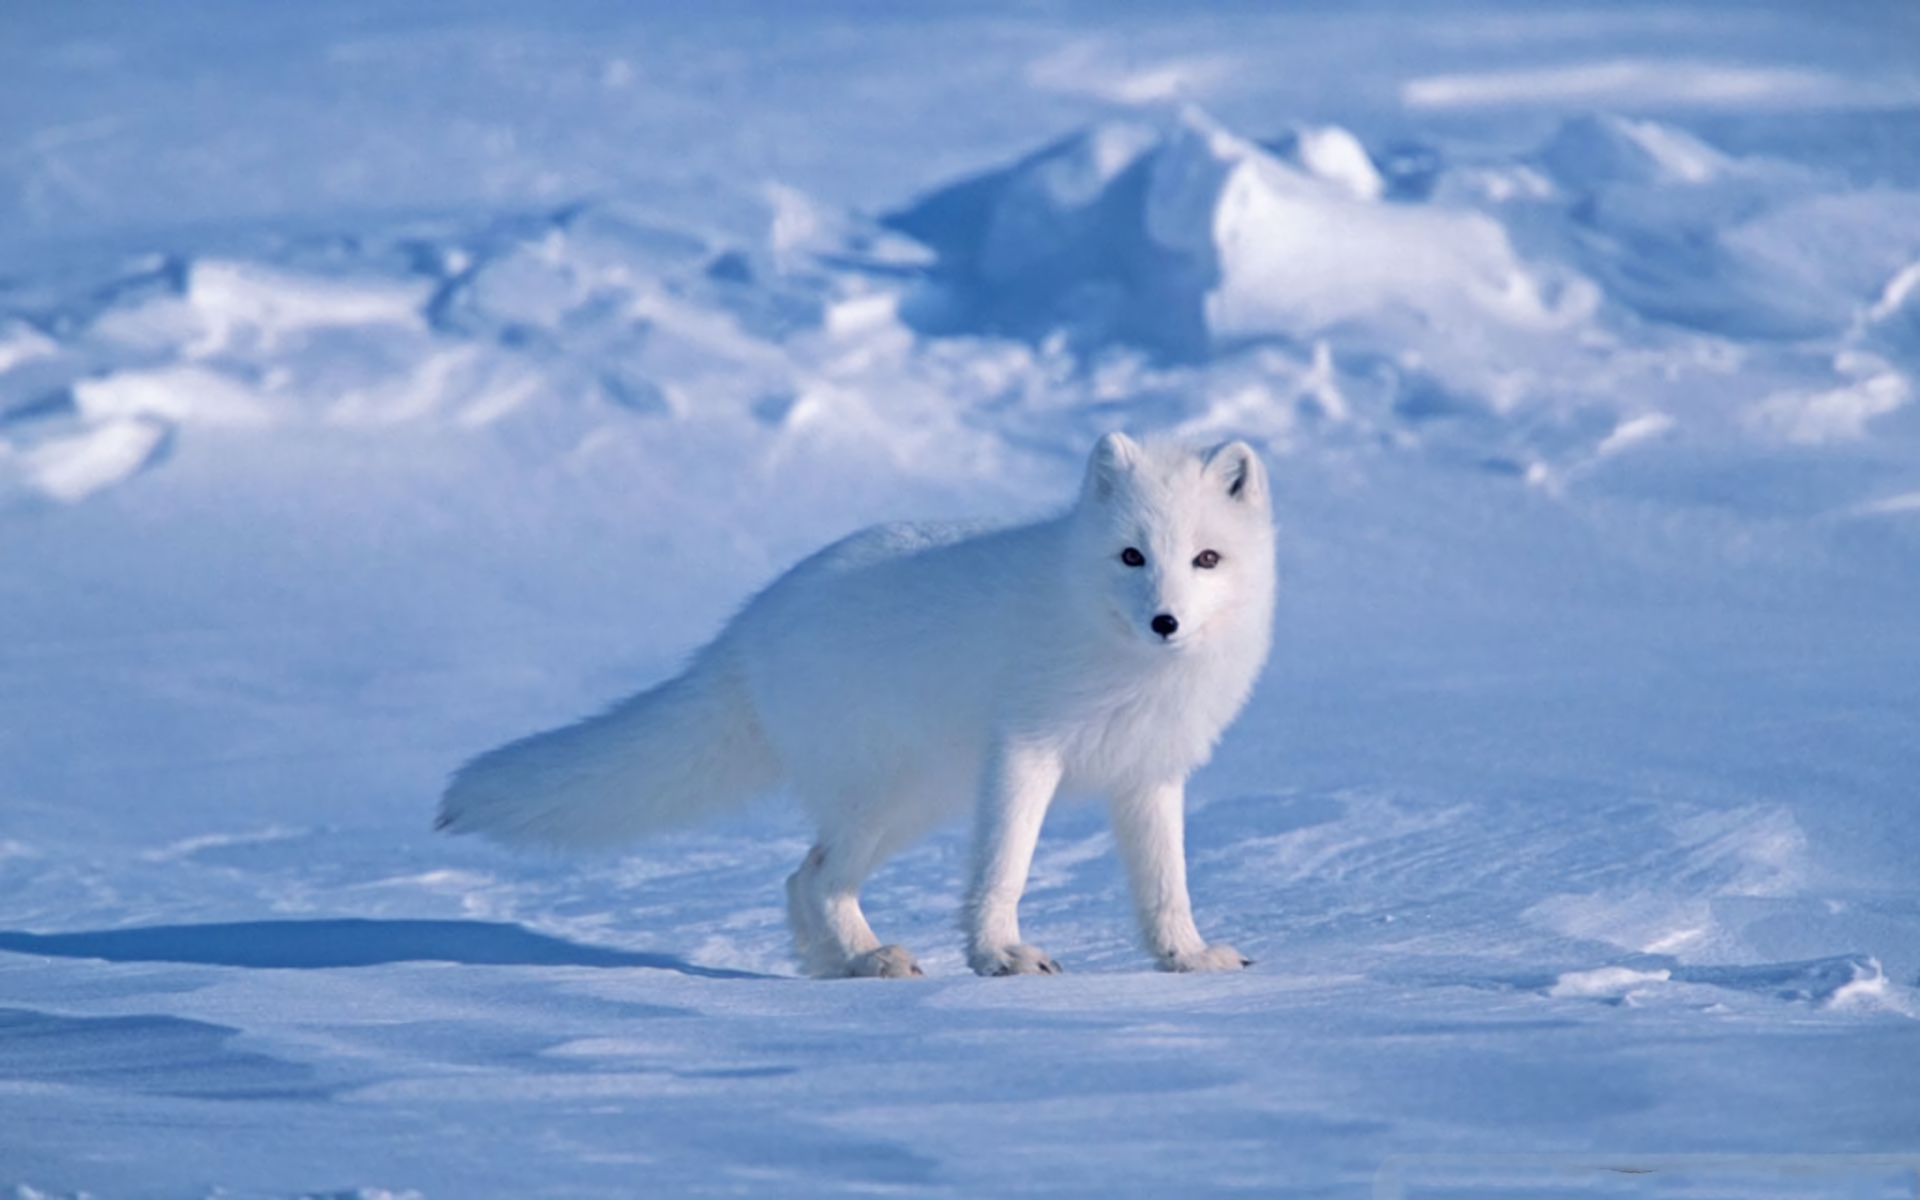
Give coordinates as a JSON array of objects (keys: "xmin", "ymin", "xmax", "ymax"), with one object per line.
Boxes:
[
  {"xmin": 1120, "ymin": 547, "xmax": 1146, "ymax": 568},
  {"xmin": 1193, "ymin": 550, "xmax": 1221, "ymax": 569}
]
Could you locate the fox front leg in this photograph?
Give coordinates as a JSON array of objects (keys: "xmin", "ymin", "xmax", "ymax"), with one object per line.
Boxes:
[
  {"xmin": 1109, "ymin": 779, "xmax": 1250, "ymax": 972},
  {"xmin": 965, "ymin": 739, "xmax": 1066, "ymax": 976}
]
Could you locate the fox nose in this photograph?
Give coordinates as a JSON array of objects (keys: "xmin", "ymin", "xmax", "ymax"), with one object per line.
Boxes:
[{"xmin": 1151, "ymin": 613, "xmax": 1179, "ymax": 639}]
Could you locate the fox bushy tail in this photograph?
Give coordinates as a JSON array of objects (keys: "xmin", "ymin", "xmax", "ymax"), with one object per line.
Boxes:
[{"xmin": 436, "ymin": 644, "xmax": 781, "ymax": 849}]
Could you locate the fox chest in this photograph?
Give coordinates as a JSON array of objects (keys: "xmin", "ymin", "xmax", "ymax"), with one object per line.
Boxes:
[{"xmin": 1037, "ymin": 658, "xmax": 1250, "ymax": 792}]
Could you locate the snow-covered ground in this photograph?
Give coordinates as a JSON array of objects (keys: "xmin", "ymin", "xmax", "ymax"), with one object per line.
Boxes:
[{"xmin": 4, "ymin": 2, "xmax": 1919, "ymax": 1196}]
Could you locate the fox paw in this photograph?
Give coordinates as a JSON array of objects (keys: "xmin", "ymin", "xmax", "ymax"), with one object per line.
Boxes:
[
  {"xmin": 970, "ymin": 943, "xmax": 1062, "ymax": 977},
  {"xmin": 845, "ymin": 944, "xmax": 924, "ymax": 979},
  {"xmin": 1161, "ymin": 944, "xmax": 1252, "ymax": 973}
]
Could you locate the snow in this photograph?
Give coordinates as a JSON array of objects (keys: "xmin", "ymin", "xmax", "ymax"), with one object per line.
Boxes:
[
  {"xmin": 1400, "ymin": 59, "xmax": 1886, "ymax": 112},
  {"xmin": 3, "ymin": 1, "xmax": 1919, "ymax": 1197}
]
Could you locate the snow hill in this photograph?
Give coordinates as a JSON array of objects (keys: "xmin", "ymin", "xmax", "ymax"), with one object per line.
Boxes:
[{"xmin": 7, "ymin": 100, "xmax": 1918, "ymax": 514}]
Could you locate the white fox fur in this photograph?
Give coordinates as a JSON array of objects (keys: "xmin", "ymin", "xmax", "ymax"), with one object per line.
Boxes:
[{"xmin": 439, "ymin": 433, "xmax": 1276, "ymax": 978}]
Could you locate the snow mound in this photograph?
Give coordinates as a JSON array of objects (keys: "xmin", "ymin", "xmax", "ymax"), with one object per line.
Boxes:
[
  {"xmin": 1, "ymin": 106, "xmax": 1915, "ymax": 510},
  {"xmin": 885, "ymin": 107, "xmax": 1595, "ymax": 367},
  {"xmin": 871, "ymin": 104, "xmax": 1918, "ymax": 491},
  {"xmin": 1507, "ymin": 113, "xmax": 1920, "ymax": 341}
]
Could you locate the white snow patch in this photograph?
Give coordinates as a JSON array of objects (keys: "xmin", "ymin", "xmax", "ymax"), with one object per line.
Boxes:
[
  {"xmin": 1594, "ymin": 411, "xmax": 1675, "ymax": 458},
  {"xmin": 452, "ymin": 363, "xmax": 547, "ymax": 428},
  {"xmin": 823, "ymin": 291, "xmax": 902, "ymax": 341},
  {"xmin": 1748, "ymin": 369, "xmax": 1909, "ymax": 444},
  {"xmin": 354, "ymin": 869, "xmax": 497, "ymax": 895},
  {"xmin": 20, "ymin": 416, "xmax": 169, "ymax": 501},
  {"xmin": 185, "ymin": 260, "xmax": 431, "ymax": 355},
  {"xmin": 73, "ymin": 364, "xmax": 274, "ymax": 426},
  {"xmin": 1549, "ymin": 965, "xmax": 1671, "ymax": 998},
  {"xmin": 0, "ymin": 321, "xmax": 59, "ymax": 376},
  {"xmin": 1854, "ymin": 261, "xmax": 1920, "ymax": 374},
  {"xmin": 1027, "ymin": 42, "xmax": 1233, "ymax": 104},
  {"xmin": 1850, "ymin": 491, "xmax": 1920, "ymax": 517},
  {"xmin": 1291, "ymin": 125, "xmax": 1386, "ymax": 201},
  {"xmin": 1824, "ymin": 958, "xmax": 1894, "ymax": 1012},
  {"xmin": 1867, "ymin": 261, "xmax": 1920, "ymax": 324},
  {"xmin": 141, "ymin": 827, "xmax": 310, "ymax": 864},
  {"xmin": 1403, "ymin": 60, "xmax": 1867, "ymax": 111},
  {"xmin": 1526, "ymin": 891, "xmax": 1719, "ymax": 957},
  {"xmin": 766, "ymin": 181, "xmax": 831, "ymax": 265}
]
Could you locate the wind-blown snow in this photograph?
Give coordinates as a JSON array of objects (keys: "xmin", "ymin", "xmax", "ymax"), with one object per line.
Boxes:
[
  {"xmin": 3, "ymin": 2, "xmax": 1918, "ymax": 1197},
  {"xmin": 1401, "ymin": 59, "xmax": 1897, "ymax": 112}
]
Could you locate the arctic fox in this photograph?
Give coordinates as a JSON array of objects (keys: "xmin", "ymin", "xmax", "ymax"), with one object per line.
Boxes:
[{"xmin": 438, "ymin": 433, "xmax": 1276, "ymax": 978}]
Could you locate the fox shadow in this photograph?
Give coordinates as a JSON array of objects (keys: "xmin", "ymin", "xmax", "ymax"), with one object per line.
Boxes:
[{"xmin": 0, "ymin": 918, "xmax": 768, "ymax": 980}]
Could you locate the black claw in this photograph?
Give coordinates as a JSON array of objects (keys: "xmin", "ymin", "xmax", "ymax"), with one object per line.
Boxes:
[
  {"xmin": 1240, "ymin": 957, "xmax": 1254, "ymax": 967},
  {"xmin": 991, "ymin": 955, "xmax": 1063, "ymax": 976}
]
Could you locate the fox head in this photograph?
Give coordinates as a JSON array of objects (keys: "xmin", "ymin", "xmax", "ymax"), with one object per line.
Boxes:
[{"xmin": 1068, "ymin": 432, "xmax": 1276, "ymax": 655}]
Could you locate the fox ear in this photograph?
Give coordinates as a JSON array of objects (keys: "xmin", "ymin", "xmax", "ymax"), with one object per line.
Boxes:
[
  {"xmin": 1083, "ymin": 431, "xmax": 1140, "ymax": 502},
  {"xmin": 1205, "ymin": 440, "xmax": 1267, "ymax": 506}
]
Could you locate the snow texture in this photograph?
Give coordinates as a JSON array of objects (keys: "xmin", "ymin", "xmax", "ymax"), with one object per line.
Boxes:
[{"xmin": 2, "ymin": 1, "xmax": 1918, "ymax": 1196}]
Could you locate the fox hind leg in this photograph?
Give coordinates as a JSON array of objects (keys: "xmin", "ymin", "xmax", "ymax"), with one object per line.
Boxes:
[
  {"xmin": 785, "ymin": 840, "xmax": 922, "ymax": 979},
  {"xmin": 784, "ymin": 846, "xmax": 826, "ymax": 965}
]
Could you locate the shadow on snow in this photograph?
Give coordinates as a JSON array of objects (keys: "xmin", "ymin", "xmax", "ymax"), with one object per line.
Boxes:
[
  {"xmin": 0, "ymin": 1006, "xmax": 325, "ymax": 1101},
  {"xmin": 0, "ymin": 918, "xmax": 770, "ymax": 980}
]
